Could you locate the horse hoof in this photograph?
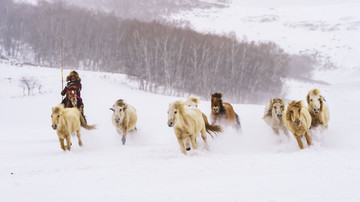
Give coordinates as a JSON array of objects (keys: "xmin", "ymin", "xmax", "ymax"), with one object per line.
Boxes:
[
  {"xmin": 122, "ymin": 138, "xmax": 126, "ymax": 145},
  {"xmin": 186, "ymin": 147, "xmax": 191, "ymax": 151}
]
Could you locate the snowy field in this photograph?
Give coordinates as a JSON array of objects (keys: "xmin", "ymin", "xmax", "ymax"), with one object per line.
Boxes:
[
  {"xmin": 1, "ymin": 61, "xmax": 360, "ymax": 201},
  {"xmin": 2, "ymin": 0, "xmax": 360, "ymax": 201}
]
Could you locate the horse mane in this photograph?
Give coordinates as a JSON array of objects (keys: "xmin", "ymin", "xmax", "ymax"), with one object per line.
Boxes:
[
  {"xmin": 289, "ymin": 100, "xmax": 304, "ymax": 110},
  {"xmin": 286, "ymin": 100, "xmax": 304, "ymax": 122},
  {"xmin": 115, "ymin": 99, "xmax": 127, "ymax": 108},
  {"xmin": 172, "ymin": 101, "xmax": 185, "ymax": 114},
  {"xmin": 306, "ymin": 88, "xmax": 320, "ymax": 104},
  {"xmin": 53, "ymin": 104, "xmax": 65, "ymax": 114}
]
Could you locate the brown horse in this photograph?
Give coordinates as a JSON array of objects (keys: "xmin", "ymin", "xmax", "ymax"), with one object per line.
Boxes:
[
  {"xmin": 65, "ymin": 86, "xmax": 78, "ymax": 109},
  {"xmin": 210, "ymin": 92, "xmax": 241, "ymax": 130}
]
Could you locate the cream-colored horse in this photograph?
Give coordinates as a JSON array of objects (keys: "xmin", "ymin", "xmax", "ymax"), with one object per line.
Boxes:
[
  {"xmin": 51, "ymin": 104, "xmax": 96, "ymax": 151},
  {"xmin": 110, "ymin": 99, "xmax": 137, "ymax": 145},
  {"xmin": 285, "ymin": 101, "xmax": 312, "ymax": 149},
  {"xmin": 168, "ymin": 100, "xmax": 212, "ymax": 154},
  {"xmin": 307, "ymin": 88, "xmax": 330, "ymax": 128},
  {"xmin": 185, "ymin": 94, "xmax": 200, "ymax": 108},
  {"xmin": 263, "ymin": 98, "xmax": 289, "ymax": 136},
  {"xmin": 185, "ymin": 95, "xmax": 222, "ymax": 140}
]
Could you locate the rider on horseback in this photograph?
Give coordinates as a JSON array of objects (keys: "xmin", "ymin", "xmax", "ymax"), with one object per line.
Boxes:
[{"xmin": 61, "ymin": 71, "xmax": 84, "ymax": 113}]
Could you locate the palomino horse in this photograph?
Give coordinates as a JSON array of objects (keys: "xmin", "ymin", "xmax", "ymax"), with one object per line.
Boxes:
[
  {"xmin": 306, "ymin": 88, "xmax": 330, "ymax": 128},
  {"xmin": 285, "ymin": 101, "xmax": 312, "ymax": 149},
  {"xmin": 185, "ymin": 95, "xmax": 222, "ymax": 138},
  {"xmin": 263, "ymin": 98, "xmax": 289, "ymax": 136},
  {"xmin": 210, "ymin": 92, "xmax": 241, "ymax": 130},
  {"xmin": 168, "ymin": 100, "xmax": 221, "ymax": 154},
  {"xmin": 51, "ymin": 104, "xmax": 96, "ymax": 151}
]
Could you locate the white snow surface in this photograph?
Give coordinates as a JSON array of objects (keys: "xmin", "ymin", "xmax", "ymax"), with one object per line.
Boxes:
[
  {"xmin": 1, "ymin": 61, "xmax": 360, "ymax": 201},
  {"xmin": 2, "ymin": 1, "xmax": 360, "ymax": 201}
]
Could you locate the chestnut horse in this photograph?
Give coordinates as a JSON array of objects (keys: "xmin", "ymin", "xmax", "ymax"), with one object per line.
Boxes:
[
  {"xmin": 65, "ymin": 86, "xmax": 78, "ymax": 109},
  {"xmin": 210, "ymin": 92, "xmax": 241, "ymax": 131}
]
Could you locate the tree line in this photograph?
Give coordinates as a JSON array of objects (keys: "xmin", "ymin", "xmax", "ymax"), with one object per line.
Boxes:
[{"xmin": 0, "ymin": 0, "xmax": 314, "ymax": 103}]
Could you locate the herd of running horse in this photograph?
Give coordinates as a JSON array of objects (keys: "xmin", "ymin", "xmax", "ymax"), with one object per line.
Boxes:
[{"xmin": 51, "ymin": 88, "xmax": 329, "ymax": 154}]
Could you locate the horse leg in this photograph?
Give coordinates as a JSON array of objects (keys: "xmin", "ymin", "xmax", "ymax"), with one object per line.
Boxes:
[
  {"xmin": 210, "ymin": 115, "xmax": 216, "ymax": 125},
  {"xmin": 272, "ymin": 128, "xmax": 280, "ymax": 135},
  {"xmin": 305, "ymin": 129, "xmax": 312, "ymax": 146},
  {"xmin": 77, "ymin": 130, "xmax": 83, "ymax": 146},
  {"xmin": 190, "ymin": 135, "xmax": 197, "ymax": 150},
  {"xmin": 122, "ymin": 128, "xmax": 127, "ymax": 145},
  {"xmin": 294, "ymin": 135, "xmax": 304, "ymax": 149},
  {"xmin": 185, "ymin": 138, "xmax": 191, "ymax": 151},
  {"xmin": 59, "ymin": 137, "xmax": 66, "ymax": 151},
  {"xmin": 65, "ymin": 134, "xmax": 71, "ymax": 151},
  {"xmin": 200, "ymin": 129, "xmax": 209, "ymax": 150},
  {"xmin": 176, "ymin": 134, "xmax": 186, "ymax": 154},
  {"xmin": 282, "ymin": 126, "xmax": 290, "ymax": 137}
]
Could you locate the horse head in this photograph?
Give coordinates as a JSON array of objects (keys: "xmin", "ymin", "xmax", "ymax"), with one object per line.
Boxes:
[
  {"xmin": 51, "ymin": 105, "xmax": 64, "ymax": 130},
  {"xmin": 211, "ymin": 92, "xmax": 223, "ymax": 114},
  {"xmin": 167, "ymin": 101, "xmax": 184, "ymax": 127},
  {"xmin": 270, "ymin": 98, "xmax": 285, "ymax": 119},
  {"xmin": 286, "ymin": 101, "xmax": 304, "ymax": 127},
  {"xmin": 110, "ymin": 100, "xmax": 128, "ymax": 124},
  {"xmin": 307, "ymin": 89, "xmax": 323, "ymax": 114}
]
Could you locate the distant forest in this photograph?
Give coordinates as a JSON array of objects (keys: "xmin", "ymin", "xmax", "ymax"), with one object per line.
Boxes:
[
  {"xmin": 65, "ymin": 0, "xmax": 230, "ymax": 21},
  {"xmin": 0, "ymin": 0, "xmax": 315, "ymax": 103}
]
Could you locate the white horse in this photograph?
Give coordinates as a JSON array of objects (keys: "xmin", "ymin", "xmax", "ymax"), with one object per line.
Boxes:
[
  {"xmin": 110, "ymin": 99, "xmax": 138, "ymax": 145},
  {"xmin": 263, "ymin": 98, "xmax": 289, "ymax": 136}
]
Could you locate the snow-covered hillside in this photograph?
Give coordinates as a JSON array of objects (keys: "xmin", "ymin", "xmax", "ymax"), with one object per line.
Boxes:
[
  {"xmin": 171, "ymin": 0, "xmax": 360, "ymax": 71},
  {"xmin": 1, "ymin": 61, "xmax": 360, "ymax": 201}
]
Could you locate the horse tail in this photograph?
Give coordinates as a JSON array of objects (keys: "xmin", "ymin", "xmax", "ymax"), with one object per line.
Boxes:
[
  {"xmin": 202, "ymin": 113, "xmax": 222, "ymax": 138},
  {"xmin": 80, "ymin": 113, "xmax": 96, "ymax": 130},
  {"xmin": 235, "ymin": 113, "xmax": 241, "ymax": 131}
]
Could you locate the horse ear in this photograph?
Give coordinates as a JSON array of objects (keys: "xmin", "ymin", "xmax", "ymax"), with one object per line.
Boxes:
[
  {"xmin": 109, "ymin": 108, "xmax": 114, "ymax": 112},
  {"xmin": 211, "ymin": 94, "xmax": 214, "ymax": 100}
]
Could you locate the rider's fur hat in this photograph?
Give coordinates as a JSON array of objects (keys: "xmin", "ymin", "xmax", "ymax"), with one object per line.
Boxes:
[{"xmin": 66, "ymin": 71, "xmax": 81, "ymax": 82}]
